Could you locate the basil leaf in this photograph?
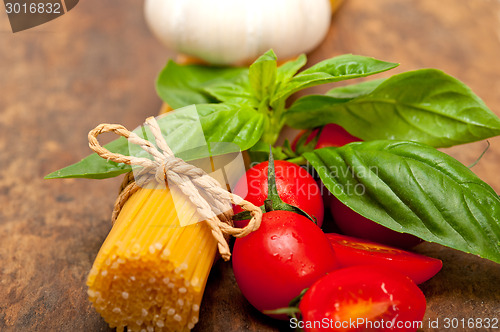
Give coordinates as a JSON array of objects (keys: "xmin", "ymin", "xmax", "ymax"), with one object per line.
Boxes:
[
  {"xmin": 249, "ymin": 50, "xmax": 277, "ymax": 102},
  {"xmin": 270, "ymin": 54, "xmax": 308, "ymax": 110},
  {"xmin": 326, "ymin": 78, "xmax": 385, "ymax": 99},
  {"xmin": 156, "ymin": 60, "xmax": 247, "ymax": 108},
  {"xmin": 45, "ymin": 137, "xmax": 133, "ymax": 180},
  {"xmin": 275, "ymin": 54, "xmax": 307, "ymax": 89},
  {"xmin": 45, "ymin": 104, "xmax": 266, "ymax": 179},
  {"xmin": 286, "ymin": 69, "xmax": 500, "ymax": 147},
  {"xmin": 305, "ymin": 141, "xmax": 500, "ymax": 263},
  {"xmin": 204, "ymin": 75, "xmax": 256, "ymax": 107},
  {"xmin": 272, "ymin": 55, "xmax": 398, "ymax": 104},
  {"xmin": 287, "ymin": 94, "xmax": 351, "ymax": 119}
]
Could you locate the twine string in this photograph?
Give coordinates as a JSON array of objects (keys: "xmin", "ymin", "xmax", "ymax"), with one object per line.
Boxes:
[{"xmin": 88, "ymin": 116, "xmax": 262, "ymax": 261}]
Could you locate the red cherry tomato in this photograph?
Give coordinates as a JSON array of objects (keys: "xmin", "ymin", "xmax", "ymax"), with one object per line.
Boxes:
[
  {"xmin": 325, "ymin": 233, "xmax": 442, "ymax": 284},
  {"xmin": 299, "ymin": 265, "xmax": 426, "ymax": 332},
  {"xmin": 330, "ymin": 198, "xmax": 423, "ymax": 248},
  {"xmin": 233, "ymin": 160, "xmax": 324, "ymax": 228},
  {"xmin": 292, "ymin": 124, "xmax": 362, "ymax": 151},
  {"xmin": 232, "ymin": 211, "xmax": 337, "ymax": 318}
]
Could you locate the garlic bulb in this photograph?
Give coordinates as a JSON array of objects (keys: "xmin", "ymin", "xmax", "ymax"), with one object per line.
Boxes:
[{"xmin": 144, "ymin": 0, "xmax": 332, "ymax": 65}]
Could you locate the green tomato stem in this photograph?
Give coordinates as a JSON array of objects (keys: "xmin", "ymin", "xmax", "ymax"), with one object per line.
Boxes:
[{"xmin": 286, "ymin": 156, "xmax": 307, "ymax": 165}]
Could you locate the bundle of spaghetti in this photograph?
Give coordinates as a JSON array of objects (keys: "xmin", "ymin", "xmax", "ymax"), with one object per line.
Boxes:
[
  {"xmin": 87, "ymin": 182, "xmax": 217, "ymax": 332},
  {"xmin": 84, "ymin": 117, "xmax": 262, "ymax": 332}
]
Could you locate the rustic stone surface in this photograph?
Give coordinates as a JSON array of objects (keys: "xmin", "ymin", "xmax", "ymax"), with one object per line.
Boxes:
[{"xmin": 0, "ymin": 0, "xmax": 499, "ymax": 331}]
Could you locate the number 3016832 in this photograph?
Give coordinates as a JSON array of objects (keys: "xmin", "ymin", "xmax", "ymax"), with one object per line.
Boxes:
[
  {"xmin": 443, "ymin": 317, "xmax": 498, "ymax": 329},
  {"xmin": 5, "ymin": 2, "xmax": 62, "ymax": 14}
]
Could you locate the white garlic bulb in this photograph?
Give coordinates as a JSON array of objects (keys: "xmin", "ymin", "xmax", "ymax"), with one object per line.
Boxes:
[{"xmin": 145, "ymin": 0, "xmax": 332, "ymax": 65}]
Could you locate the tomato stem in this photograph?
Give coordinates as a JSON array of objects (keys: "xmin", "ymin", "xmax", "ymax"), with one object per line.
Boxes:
[
  {"xmin": 264, "ymin": 199, "xmax": 274, "ymax": 212},
  {"xmin": 232, "ymin": 148, "xmax": 317, "ymax": 223},
  {"xmin": 262, "ymin": 307, "xmax": 301, "ymax": 317},
  {"xmin": 286, "ymin": 156, "xmax": 307, "ymax": 165},
  {"xmin": 262, "ymin": 288, "xmax": 308, "ymax": 320},
  {"xmin": 266, "ymin": 149, "xmax": 281, "ymax": 204},
  {"xmin": 266, "ymin": 147, "xmax": 317, "ymax": 223}
]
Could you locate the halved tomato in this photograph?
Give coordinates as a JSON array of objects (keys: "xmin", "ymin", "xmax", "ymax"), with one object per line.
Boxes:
[
  {"xmin": 299, "ymin": 265, "xmax": 426, "ymax": 332},
  {"xmin": 325, "ymin": 233, "xmax": 442, "ymax": 284}
]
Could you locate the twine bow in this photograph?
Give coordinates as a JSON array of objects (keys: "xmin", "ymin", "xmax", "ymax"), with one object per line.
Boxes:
[{"xmin": 88, "ymin": 116, "xmax": 262, "ymax": 261}]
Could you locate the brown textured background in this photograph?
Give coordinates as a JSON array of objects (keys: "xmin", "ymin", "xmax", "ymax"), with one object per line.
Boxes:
[{"xmin": 0, "ymin": 0, "xmax": 499, "ymax": 331}]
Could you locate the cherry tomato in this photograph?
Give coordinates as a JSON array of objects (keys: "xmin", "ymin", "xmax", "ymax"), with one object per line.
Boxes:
[
  {"xmin": 232, "ymin": 211, "xmax": 337, "ymax": 318},
  {"xmin": 299, "ymin": 265, "xmax": 426, "ymax": 332},
  {"xmin": 233, "ymin": 160, "xmax": 324, "ymax": 228},
  {"xmin": 325, "ymin": 233, "xmax": 442, "ymax": 284},
  {"xmin": 292, "ymin": 124, "xmax": 362, "ymax": 151},
  {"xmin": 330, "ymin": 198, "xmax": 423, "ymax": 248},
  {"xmin": 292, "ymin": 124, "xmax": 360, "ymax": 209}
]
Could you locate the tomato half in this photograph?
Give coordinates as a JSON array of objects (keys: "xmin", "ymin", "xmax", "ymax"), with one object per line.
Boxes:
[
  {"xmin": 233, "ymin": 160, "xmax": 324, "ymax": 227},
  {"xmin": 330, "ymin": 198, "xmax": 423, "ymax": 248},
  {"xmin": 325, "ymin": 233, "xmax": 442, "ymax": 284},
  {"xmin": 232, "ymin": 211, "xmax": 337, "ymax": 318},
  {"xmin": 299, "ymin": 266, "xmax": 426, "ymax": 332}
]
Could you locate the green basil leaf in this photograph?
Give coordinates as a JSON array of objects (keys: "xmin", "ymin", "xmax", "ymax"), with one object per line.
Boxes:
[
  {"xmin": 272, "ymin": 55, "xmax": 398, "ymax": 104},
  {"xmin": 203, "ymin": 74, "xmax": 256, "ymax": 107},
  {"xmin": 276, "ymin": 54, "xmax": 307, "ymax": 87},
  {"xmin": 45, "ymin": 137, "xmax": 133, "ymax": 180},
  {"xmin": 271, "ymin": 54, "xmax": 308, "ymax": 110},
  {"xmin": 45, "ymin": 104, "xmax": 266, "ymax": 179},
  {"xmin": 286, "ymin": 69, "xmax": 500, "ymax": 147},
  {"xmin": 286, "ymin": 94, "xmax": 351, "ymax": 124},
  {"xmin": 156, "ymin": 60, "xmax": 247, "ymax": 108},
  {"xmin": 249, "ymin": 49, "xmax": 277, "ymax": 102},
  {"xmin": 305, "ymin": 141, "xmax": 500, "ymax": 263},
  {"xmin": 326, "ymin": 78, "xmax": 385, "ymax": 99}
]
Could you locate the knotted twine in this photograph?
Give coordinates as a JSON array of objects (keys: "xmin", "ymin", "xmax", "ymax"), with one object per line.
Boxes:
[{"xmin": 88, "ymin": 116, "xmax": 262, "ymax": 261}]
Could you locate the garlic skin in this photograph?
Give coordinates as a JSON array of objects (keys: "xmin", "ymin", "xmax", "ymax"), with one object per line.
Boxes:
[{"xmin": 144, "ymin": 0, "xmax": 332, "ymax": 65}]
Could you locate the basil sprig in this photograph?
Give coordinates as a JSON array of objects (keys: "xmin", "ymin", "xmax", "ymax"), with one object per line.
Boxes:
[{"xmin": 158, "ymin": 50, "xmax": 399, "ymax": 146}]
